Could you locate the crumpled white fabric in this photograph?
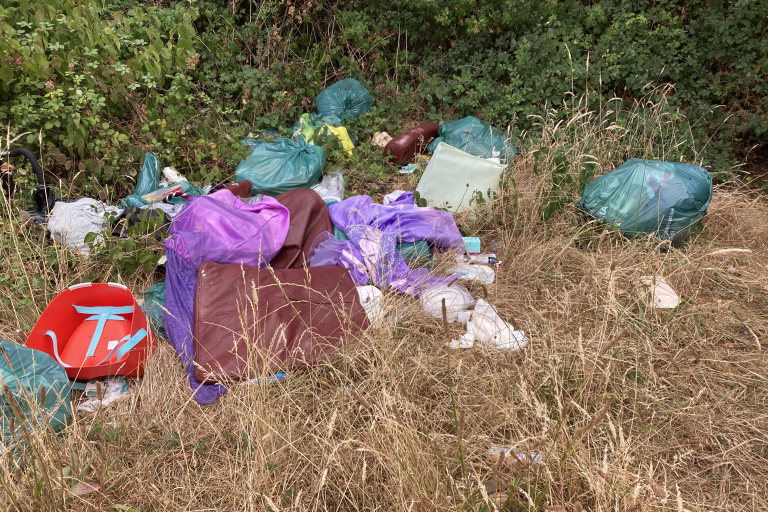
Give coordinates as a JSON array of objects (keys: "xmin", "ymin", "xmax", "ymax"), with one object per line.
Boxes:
[
  {"xmin": 48, "ymin": 199, "xmax": 122, "ymax": 256},
  {"xmin": 420, "ymin": 284, "xmax": 475, "ymax": 323},
  {"xmin": 449, "ymin": 299, "xmax": 527, "ymax": 351}
]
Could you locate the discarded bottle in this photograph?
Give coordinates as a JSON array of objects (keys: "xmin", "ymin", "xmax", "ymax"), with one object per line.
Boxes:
[{"xmin": 466, "ymin": 253, "xmax": 498, "ymax": 266}]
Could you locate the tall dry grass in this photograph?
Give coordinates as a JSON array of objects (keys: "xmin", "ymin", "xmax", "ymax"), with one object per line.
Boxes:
[{"xmin": 0, "ymin": 93, "xmax": 767, "ymax": 511}]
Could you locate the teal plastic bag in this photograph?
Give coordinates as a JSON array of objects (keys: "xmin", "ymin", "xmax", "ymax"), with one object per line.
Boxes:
[
  {"xmin": 333, "ymin": 226, "xmax": 433, "ymax": 268},
  {"xmin": 0, "ymin": 340, "xmax": 71, "ymax": 443},
  {"xmin": 122, "ymin": 153, "xmax": 204, "ymax": 208},
  {"xmin": 315, "ymin": 79, "xmax": 374, "ymax": 121},
  {"xmin": 397, "ymin": 239, "xmax": 433, "ymax": 268},
  {"xmin": 143, "ymin": 282, "xmax": 166, "ymax": 337},
  {"xmin": 577, "ymin": 159, "xmax": 713, "ymax": 247},
  {"xmin": 235, "ymin": 136, "xmax": 326, "ymax": 196},
  {"xmin": 427, "ymin": 116, "xmax": 513, "ymax": 160}
]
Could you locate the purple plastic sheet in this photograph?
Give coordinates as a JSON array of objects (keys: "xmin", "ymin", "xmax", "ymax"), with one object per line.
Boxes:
[
  {"xmin": 163, "ymin": 190, "xmax": 290, "ymax": 404},
  {"xmin": 307, "ymin": 232, "xmax": 369, "ymax": 284},
  {"xmin": 315, "ymin": 194, "xmax": 464, "ymax": 295}
]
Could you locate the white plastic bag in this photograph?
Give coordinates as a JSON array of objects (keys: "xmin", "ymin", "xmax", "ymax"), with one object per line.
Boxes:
[
  {"xmin": 48, "ymin": 199, "xmax": 122, "ymax": 256},
  {"xmin": 158, "ymin": 167, "xmax": 186, "ymax": 187},
  {"xmin": 638, "ymin": 276, "xmax": 680, "ymax": 308},
  {"xmin": 420, "ymin": 284, "xmax": 475, "ymax": 323},
  {"xmin": 450, "ymin": 299, "xmax": 527, "ymax": 351},
  {"xmin": 311, "ymin": 169, "xmax": 346, "ymax": 204},
  {"xmin": 446, "ymin": 262, "xmax": 496, "ymax": 284}
]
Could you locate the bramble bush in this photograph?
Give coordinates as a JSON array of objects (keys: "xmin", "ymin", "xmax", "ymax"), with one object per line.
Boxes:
[{"xmin": 1, "ymin": 0, "xmax": 766, "ymax": 203}]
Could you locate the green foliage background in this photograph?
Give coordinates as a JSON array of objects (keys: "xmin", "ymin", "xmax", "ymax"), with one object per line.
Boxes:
[{"xmin": 1, "ymin": 0, "xmax": 766, "ymax": 199}]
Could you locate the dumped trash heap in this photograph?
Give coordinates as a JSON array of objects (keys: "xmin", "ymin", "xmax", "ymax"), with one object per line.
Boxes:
[{"xmin": 0, "ymin": 77, "xmax": 714, "ymax": 441}]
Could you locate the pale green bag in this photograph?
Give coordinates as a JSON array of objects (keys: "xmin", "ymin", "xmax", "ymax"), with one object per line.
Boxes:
[{"xmin": 416, "ymin": 142, "xmax": 506, "ymax": 212}]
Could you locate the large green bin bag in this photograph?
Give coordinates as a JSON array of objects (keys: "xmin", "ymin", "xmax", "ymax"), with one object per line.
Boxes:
[
  {"xmin": 577, "ymin": 159, "xmax": 713, "ymax": 247},
  {"xmin": 315, "ymin": 78, "xmax": 374, "ymax": 121},
  {"xmin": 426, "ymin": 116, "xmax": 513, "ymax": 160},
  {"xmin": 235, "ymin": 136, "xmax": 326, "ymax": 196},
  {"xmin": 1, "ymin": 340, "xmax": 71, "ymax": 444},
  {"xmin": 121, "ymin": 153, "xmax": 203, "ymax": 208}
]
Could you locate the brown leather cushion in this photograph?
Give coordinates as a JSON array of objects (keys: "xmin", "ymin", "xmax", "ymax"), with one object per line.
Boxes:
[
  {"xmin": 222, "ymin": 180, "xmax": 252, "ymax": 198},
  {"xmin": 270, "ymin": 188, "xmax": 333, "ymax": 269},
  {"xmin": 383, "ymin": 122, "xmax": 440, "ymax": 165},
  {"xmin": 193, "ymin": 262, "xmax": 368, "ymax": 383}
]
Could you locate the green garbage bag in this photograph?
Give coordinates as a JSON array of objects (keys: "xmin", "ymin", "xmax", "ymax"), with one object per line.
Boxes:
[
  {"xmin": 426, "ymin": 116, "xmax": 513, "ymax": 160},
  {"xmin": 122, "ymin": 153, "xmax": 204, "ymax": 208},
  {"xmin": 333, "ymin": 226, "xmax": 433, "ymax": 268},
  {"xmin": 235, "ymin": 136, "xmax": 326, "ymax": 196},
  {"xmin": 315, "ymin": 78, "xmax": 374, "ymax": 121},
  {"xmin": 143, "ymin": 282, "xmax": 166, "ymax": 337},
  {"xmin": 577, "ymin": 159, "xmax": 713, "ymax": 247},
  {"xmin": 1, "ymin": 340, "xmax": 71, "ymax": 444}
]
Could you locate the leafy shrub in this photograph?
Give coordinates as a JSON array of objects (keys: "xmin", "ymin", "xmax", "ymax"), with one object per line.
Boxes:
[{"xmin": 0, "ymin": 0, "xmax": 766, "ymax": 209}]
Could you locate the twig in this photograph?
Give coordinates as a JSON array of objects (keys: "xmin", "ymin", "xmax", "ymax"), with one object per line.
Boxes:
[{"xmin": 729, "ymin": 307, "xmax": 761, "ymax": 350}]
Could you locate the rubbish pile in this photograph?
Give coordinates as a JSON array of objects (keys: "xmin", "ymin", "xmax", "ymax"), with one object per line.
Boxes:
[{"xmin": 0, "ymin": 77, "xmax": 711, "ymax": 441}]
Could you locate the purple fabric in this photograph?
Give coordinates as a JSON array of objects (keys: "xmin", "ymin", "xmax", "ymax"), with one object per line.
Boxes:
[
  {"xmin": 324, "ymin": 195, "xmax": 464, "ymax": 295},
  {"xmin": 163, "ymin": 190, "xmax": 290, "ymax": 404},
  {"xmin": 307, "ymin": 232, "xmax": 369, "ymax": 284},
  {"xmin": 329, "ymin": 194, "xmax": 464, "ymax": 248},
  {"xmin": 388, "ymin": 191, "xmax": 414, "ymax": 206}
]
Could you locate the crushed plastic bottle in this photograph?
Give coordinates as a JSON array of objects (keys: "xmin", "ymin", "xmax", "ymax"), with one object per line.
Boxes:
[
  {"xmin": 466, "ymin": 253, "xmax": 499, "ymax": 267},
  {"xmin": 488, "ymin": 446, "xmax": 542, "ymax": 466}
]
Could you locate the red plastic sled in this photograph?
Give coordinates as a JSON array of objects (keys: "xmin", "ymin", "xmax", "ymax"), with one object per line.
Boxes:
[{"xmin": 25, "ymin": 282, "xmax": 154, "ymax": 380}]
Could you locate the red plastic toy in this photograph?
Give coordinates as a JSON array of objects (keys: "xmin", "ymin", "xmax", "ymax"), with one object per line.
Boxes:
[{"xmin": 25, "ymin": 282, "xmax": 154, "ymax": 380}]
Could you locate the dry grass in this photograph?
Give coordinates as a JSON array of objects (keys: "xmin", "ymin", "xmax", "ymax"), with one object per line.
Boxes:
[{"xmin": 1, "ymin": 93, "xmax": 767, "ymax": 511}]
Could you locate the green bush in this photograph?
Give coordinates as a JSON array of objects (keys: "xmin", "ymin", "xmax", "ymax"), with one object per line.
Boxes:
[{"xmin": 1, "ymin": 0, "xmax": 766, "ymax": 203}]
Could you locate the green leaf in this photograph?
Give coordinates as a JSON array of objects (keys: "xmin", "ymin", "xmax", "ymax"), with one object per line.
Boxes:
[
  {"xmin": 83, "ymin": 232, "xmax": 98, "ymax": 245},
  {"xmin": 0, "ymin": 65, "xmax": 13, "ymax": 83},
  {"xmin": 111, "ymin": 506, "xmax": 141, "ymax": 512}
]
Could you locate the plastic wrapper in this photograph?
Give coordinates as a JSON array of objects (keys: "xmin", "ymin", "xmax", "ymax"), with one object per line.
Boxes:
[{"xmin": 311, "ymin": 169, "xmax": 346, "ymax": 204}]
